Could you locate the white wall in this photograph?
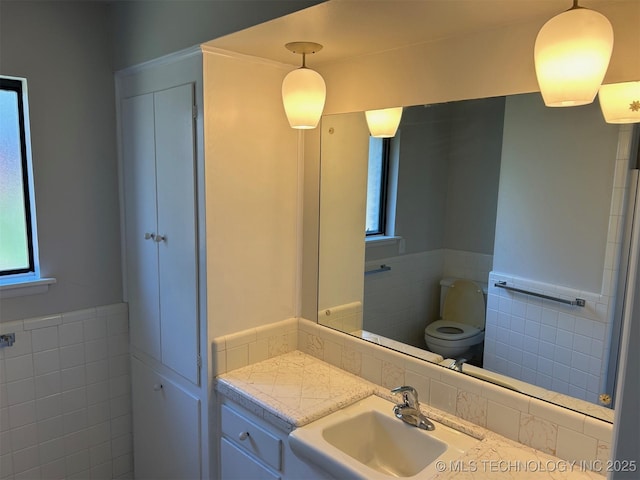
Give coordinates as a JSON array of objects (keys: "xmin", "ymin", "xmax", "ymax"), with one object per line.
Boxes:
[
  {"xmin": 388, "ymin": 98, "xmax": 504, "ymax": 258},
  {"xmin": 392, "ymin": 105, "xmax": 450, "ymax": 256},
  {"xmin": 317, "ymin": 2, "xmax": 640, "ymax": 115},
  {"xmin": 202, "ymin": 49, "xmax": 301, "ymax": 337},
  {"xmin": 109, "ymin": 0, "xmax": 323, "ymax": 70},
  {"xmin": 0, "ymin": 1, "xmax": 122, "ymax": 322},
  {"xmin": 494, "ymin": 94, "xmax": 619, "ymax": 292},
  {"xmin": 445, "ymin": 98, "xmax": 504, "ymax": 254}
]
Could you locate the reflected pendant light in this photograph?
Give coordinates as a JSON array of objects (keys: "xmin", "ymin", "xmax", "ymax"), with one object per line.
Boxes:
[
  {"xmin": 534, "ymin": 0, "xmax": 613, "ymax": 107},
  {"xmin": 281, "ymin": 42, "xmax": 326, "ymax": 129},
  {"xmin": 365, "ymin": 107, "xmax": 403, "ymax": 138},
  {"xmin": 598, "ymin": 81, "xmax": 640, "ymax": 124}
]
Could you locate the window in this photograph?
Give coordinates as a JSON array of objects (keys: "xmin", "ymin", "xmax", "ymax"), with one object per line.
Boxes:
[
  {"xmin": 0, "ymin": 76, "xmax": 44, "ymax": 288},
  {"xmin": 365, "ymin": 136, "xmax": 390, "ymax": 236}
]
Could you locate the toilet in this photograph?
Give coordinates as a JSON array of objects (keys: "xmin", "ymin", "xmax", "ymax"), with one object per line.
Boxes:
[{"xmin": 424, "ymin": 278, "xmax": 486, "ymax": 358}]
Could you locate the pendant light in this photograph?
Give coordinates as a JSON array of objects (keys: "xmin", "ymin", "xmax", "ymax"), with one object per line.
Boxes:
[
  {"xmin": 598, "ymin": 81, "xmax": 640, "ymax": 124},
  {"xmin": 365, "ymin": 107, "xmax": 403, "ymax": 138},
  {"xmin": 281, "ymin": 42, "xmax": 326, "ymax": 129},
  {"xmin": 534, "ymin": 0, "xmax": 613, "ymax": 107}
]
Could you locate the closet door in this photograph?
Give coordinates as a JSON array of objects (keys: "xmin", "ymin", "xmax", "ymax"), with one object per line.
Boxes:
[
  {"xmin": 154, "ymin": 83, "xmax": 200, "ymax": 384},
  {"xmin": 121, "ymin": 93, "xmax": 161, "ymax": 362}
]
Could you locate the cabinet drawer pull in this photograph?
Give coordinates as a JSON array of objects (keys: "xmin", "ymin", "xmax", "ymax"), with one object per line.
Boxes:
[
  {"xmin": 153, "ymin": 383, "xmax": 163, "ymax": 391},
  {"xmin": 238, "ymin": 431, "xmax": 250, "ymax": 441}
]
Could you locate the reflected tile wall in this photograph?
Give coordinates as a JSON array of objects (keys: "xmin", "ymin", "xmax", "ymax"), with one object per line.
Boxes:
[
  {"xmin": 363, "ymin": 249, "xmax": 493, "ymax": 349},
  {"xmin": 484, "ymin": 125, "xmax": 635, "ymax": 405}
]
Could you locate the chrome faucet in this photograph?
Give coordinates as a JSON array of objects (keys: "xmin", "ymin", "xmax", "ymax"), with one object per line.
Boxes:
[
  {"xmin": 447, "ymin": 358, "xmax": 467, "ymax": 372},
  {"xmin": 390, "ymin": 386, "xmax": 435, "ymax": 431}
]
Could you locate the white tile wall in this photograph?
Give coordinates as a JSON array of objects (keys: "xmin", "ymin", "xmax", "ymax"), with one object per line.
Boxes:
[
  {"xmin": 363, "ymin": 250, "xmax": 443, "ymax": 347},
  {"xmin": 442, "ymin": 249, "xmax": 494, "ymax": 283},
  {"xmin": 0, "ymin": 304, "xmax": 132, "ymax": 480},
  {"xmin": 484, "ymin": 272, "xmax": 610, "ymax": 404}
]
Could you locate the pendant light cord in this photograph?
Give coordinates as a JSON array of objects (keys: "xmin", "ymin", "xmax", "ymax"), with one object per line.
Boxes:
[{"xmin": 569, "ymin": 0, "xmax": 582, "ymax": 10}]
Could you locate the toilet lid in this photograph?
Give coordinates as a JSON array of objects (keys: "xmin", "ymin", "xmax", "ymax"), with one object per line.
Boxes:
[
  {"xmin": 443, "ymin": 279, "xmax": 485, "ymax": 328},
  {"xmin": 425, "ymin": 320, "xmax": 482, "ymax": 341}
]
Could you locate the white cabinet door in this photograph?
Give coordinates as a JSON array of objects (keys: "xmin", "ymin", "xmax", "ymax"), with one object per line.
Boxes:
[
  {"xmin": 122, "ymin": 84, "xmax": 199, "ymax": 385},
  {"xmin": 155, "ymin": 84, "xmax": 199, "ymax": 384},
  {"xmin": 122, "ymin": 93, "xmax": 161, "ymax": 362},
  {"xmin": 132, "ymin": 357, "xmax": 201, "ymax": 480}
]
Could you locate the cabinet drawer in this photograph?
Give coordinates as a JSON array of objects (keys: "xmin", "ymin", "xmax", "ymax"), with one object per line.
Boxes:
[
  {"xmin": 220, "ymin": 438, "xmax": 280, "ymax": 480},
  {"xmin": 221, "ymin": 404, "xmax": 282, "ymax": 471}
]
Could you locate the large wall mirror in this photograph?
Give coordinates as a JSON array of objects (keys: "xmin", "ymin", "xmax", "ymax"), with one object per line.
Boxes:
[{"xmin": 317, "ymin": 91, "xmax": 640, "ymax": 422}]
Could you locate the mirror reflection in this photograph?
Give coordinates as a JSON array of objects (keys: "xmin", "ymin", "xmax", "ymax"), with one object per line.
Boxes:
[{"xmin": 318, "ymin": 92, "xmax": 639, "ymax": 421}]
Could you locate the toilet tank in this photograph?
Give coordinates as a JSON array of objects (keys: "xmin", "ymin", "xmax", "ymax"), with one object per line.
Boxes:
[{"xmin": 439, "ymin": 277, "xmax": 488, "ymax": 316}]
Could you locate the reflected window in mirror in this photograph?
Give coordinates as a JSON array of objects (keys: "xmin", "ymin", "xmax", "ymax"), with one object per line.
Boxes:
[{"xmin": 366, "ymin": 137, "xmax": 396, "ymax": 238}]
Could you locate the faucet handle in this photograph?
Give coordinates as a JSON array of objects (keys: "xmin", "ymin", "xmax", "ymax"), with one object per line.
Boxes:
[{"xmin": 391, "ymin": 385, "xmax": 419, "ymax": 408}]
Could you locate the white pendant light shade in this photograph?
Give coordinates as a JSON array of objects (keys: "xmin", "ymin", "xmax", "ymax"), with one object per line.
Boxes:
[
  {"xmin": 534, "ymin": 7, "xmax": 613, "ymax": 107},
  {"xmin": 598, "ymin": 82, "xmax": 640, "ymax": 124},
  {"xmin": 282, "ymin": 67, "xmax": 326, "ymax": 129},
  {"xmin": 365, "ymin": 107, "xmax": 403, "ymax": 138}
]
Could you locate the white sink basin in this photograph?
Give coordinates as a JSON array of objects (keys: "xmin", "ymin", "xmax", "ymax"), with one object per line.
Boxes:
[{"xmin": 289, "ymin": 395, "xmax": 480, "ymax": 479}]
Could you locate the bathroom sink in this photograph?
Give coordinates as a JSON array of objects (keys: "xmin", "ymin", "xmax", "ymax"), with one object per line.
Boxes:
[{"xmin": 289, "ymin": 395, "xmax": 480, "ymax": 479}]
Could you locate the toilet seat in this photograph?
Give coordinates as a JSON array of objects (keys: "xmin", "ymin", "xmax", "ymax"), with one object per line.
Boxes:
[
  {"xmin": 424, "ymin": 279, "xmax": 486, "ymax": 358},
  {"xmin": 425, "ymin": 320, "xmax": 482, "ymax": 341}
]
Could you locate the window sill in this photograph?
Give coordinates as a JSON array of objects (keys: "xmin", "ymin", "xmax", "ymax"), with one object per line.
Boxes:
[
  {"xmin": 0, "ymin": 276, "xmax": 57, "ymax": 299},
  {"xmin": 365, "ymin": 235, "xmax": 403, "ymax": 247}
]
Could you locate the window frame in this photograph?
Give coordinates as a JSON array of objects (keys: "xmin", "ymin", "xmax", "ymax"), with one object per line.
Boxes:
[
  {"xmin": 365, "ymin": 137, "xmax": 391, "ymax": 237},
  {"xmin": 0, "ymin": 75, "xmax": 53, "ymax": 297},
  {"xmin": 1, "ymin": 77, "xmax": 36, "ymax": 276}
]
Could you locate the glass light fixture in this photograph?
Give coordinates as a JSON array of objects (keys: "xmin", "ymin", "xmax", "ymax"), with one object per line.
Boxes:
[
  {"xmin": 281, "ymin": 42, "xmax": 326, "ymax": 129},
  {"xmin": 598, "ymin": 81, "xmax": 640, "ymax": 124},
  {"xmin": 534, "ymin": 0, "xmax": 614, "ymax": 107},
  {"xmin": 365, "ymin": 107, "xmax": 403, "ymax": 138}
]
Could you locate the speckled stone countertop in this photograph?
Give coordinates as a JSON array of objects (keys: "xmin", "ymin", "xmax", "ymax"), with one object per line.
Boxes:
[
  {"xmin": 216, "ymin": 350, "xmax": 376, "ymax": 432},
  {"xmin": 216, "ymin": 351, "xmax": 604, "ymax": 479}
]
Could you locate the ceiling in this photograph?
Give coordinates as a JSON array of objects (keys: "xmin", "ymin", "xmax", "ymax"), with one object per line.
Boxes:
[{"xmin": 205, "ymin": 0, "xmax": 634, "ymax": 67}]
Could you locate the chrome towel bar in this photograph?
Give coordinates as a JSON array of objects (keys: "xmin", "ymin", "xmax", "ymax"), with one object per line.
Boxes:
[
  {"xmin": 365, "ymin": 264, "xmax": 391, "ymax": 276},
  {"xmin": 494, "ymin": 281, "xmax": 585, "ymax": 307}
]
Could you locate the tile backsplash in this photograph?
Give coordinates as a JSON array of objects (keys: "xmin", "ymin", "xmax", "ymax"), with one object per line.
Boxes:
[
  {"xmin": 211, "ymin": 316, "xmax": 613, "ymax": 470},
  {"xmin": 295, "ymin": 317, "xmax": 612, "ymax": 467},
  {"xmin": 0, "ymin": 304, "xmax": 132, "ymax": 480}
]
